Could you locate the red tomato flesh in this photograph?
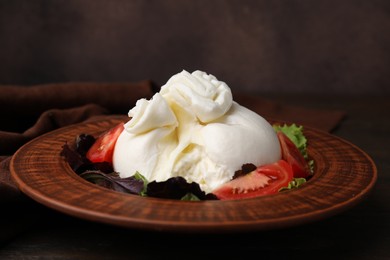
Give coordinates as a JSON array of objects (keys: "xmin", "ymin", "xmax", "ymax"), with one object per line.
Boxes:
[
  {"xmin": 86, "ymin": 122, "xmax": 124, "ymax": 163},
  {"xmin": 277, "ymin": 132, "xmax": 311, "ymax": 178},
  {"xmin": 212, "ymin": 160, "xmax": 293, "ymax": 200}
]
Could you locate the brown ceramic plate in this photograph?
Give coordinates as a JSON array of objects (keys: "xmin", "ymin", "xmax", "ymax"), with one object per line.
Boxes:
[{"xmin": 10, "ymin": 116, "xmax": 377, "ymax": 233}]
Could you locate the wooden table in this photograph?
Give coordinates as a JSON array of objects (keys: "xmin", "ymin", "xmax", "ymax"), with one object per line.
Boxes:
[{"xmin": 1, "ymin": 94, "xmax": 389, "ymax": 259}]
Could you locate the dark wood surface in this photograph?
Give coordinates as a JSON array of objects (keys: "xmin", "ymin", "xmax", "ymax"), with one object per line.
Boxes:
[{"xmin": 1, "ymin": 94, "xmax": 389, "ymax": 259}]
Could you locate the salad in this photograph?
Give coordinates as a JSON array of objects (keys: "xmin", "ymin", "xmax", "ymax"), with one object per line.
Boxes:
[
  {"xmin": 61, "ymin": 122, "xmax": 313, "ymax": 201},
  {"xmin": 61, "ymin": 70, "xmax": 313, "ymax": 201}
]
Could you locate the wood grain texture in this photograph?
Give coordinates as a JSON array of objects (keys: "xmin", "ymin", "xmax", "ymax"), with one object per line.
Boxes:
[{"xmin": 10, "ymin": 116, "xmax": 377, "ymax": 233}]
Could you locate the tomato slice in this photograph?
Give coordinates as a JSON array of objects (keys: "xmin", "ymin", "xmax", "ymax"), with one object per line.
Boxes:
[
  {"xmin": 86, "ymin": 122, "xmax": 124, "ymax": 163},
  {"xmin": 212, "ymin": 160, "xmax": 293, "ymax": 200},
  {"xmin": 277, "ymin": 132, "xmax": 311, "ymax": 178}
]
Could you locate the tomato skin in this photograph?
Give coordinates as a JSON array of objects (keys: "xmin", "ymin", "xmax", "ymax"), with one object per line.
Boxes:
[
  {"xmin": 86, "ymin": 122, "xmax": 124, "ymax": 163},
  {"xmin": 212, "ymin": 160, "xmax": 293, "ymax": 200},
  {"xmin": 277, "ymin": 132, "xmax": 311, "ymax": 178}
]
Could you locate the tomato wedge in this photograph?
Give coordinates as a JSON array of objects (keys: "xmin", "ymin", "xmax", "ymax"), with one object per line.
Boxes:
[
  {"xmin": 212, "ymin": 160, "xmax": 293, "ymax": 200},
  {"xmin": 277, "ymin": 132, "xmax": 311, "ymax": 178},
  {"xmin": 86, "ymin": 122, "xmax": 124, "ymax": 163}
]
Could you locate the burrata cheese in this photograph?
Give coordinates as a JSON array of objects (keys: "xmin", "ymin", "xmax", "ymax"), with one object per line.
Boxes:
[{"xmin": 113, "ymin": 70, "xmax": 281, "ymax": 193}]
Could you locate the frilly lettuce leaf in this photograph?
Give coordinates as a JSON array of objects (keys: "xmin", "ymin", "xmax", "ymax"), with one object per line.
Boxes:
[
  {"xmin": 273, "ymin": 123, "xmax": 308, "ymax": 159},
  {"xmin": 273, "ymin": 123, "xmax": 314, "ymax": 173},
  {"xmin": 279, "ymin": 178, "xmax": 307, "ymax": 192}
]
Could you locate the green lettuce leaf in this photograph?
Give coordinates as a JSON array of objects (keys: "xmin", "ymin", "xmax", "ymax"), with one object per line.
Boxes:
[
  {"xmin": 273, "ymin": 123, "xmax": 314, "ymax": 173},
  {"xmin": 279, "ymin": 178, "xmax": 307, "ymax": 192},
  {"xmin": 181, "ymin": 193, "xmax": 201, "ymax": 201},
  {"xmin": 133, "ymin": 171, "xmax": 149, "ymax": 196},
  {"xmin": 273, "ymin": 123, "xmax": 308, "ymax": 159}
]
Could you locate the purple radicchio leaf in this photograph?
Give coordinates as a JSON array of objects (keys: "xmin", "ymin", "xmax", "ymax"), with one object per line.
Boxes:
[
  {"xmin": 232, "ymin": 163, "xmax": 257, "ymax": 179},
  {"xmin": 61, "ymin": 139, "xmax": 113, "ymax": 174},
  {"xmin": 146, "ymin": 176, "xmax": 218, "ymax": 200},
  {"xmin": 75, "ymin": 134, "xmax": 95, "ymax": 156},
  {"xmin": 79, "ymin": 171, "xmax": 144, "ymax": 195},
  {"xmin": 60, "ymin": 142, "xmax": 90, "ymax": 173}
]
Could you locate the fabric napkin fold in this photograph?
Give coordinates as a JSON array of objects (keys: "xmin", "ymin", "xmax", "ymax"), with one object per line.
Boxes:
[
  {"xmin": 0, "ymin": 81, "xmax": 156, "ymax": 132},
  {"xmin": 0, "ymin": 81, "xmax": 345, "ymax": 243}
]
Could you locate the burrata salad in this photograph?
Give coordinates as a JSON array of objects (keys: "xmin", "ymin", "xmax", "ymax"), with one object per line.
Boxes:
[{"xmin": 62, "ymin": 70, "xmax": 313, "ymax": 200}]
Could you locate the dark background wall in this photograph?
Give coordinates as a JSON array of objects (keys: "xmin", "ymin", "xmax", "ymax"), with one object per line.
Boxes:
[{"xmin": 0, "ymin": 0, "xmax": 389, "ymax": 94}]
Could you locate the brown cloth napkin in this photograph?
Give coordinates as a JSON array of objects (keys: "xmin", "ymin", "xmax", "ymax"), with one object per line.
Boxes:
[
  {"xmin": 0, "ymin": 81, "xmax": 156, "ymax": 132},
  {"xmin": 0, "ymin": 82, "xmax": 345, "ymax": 243}
]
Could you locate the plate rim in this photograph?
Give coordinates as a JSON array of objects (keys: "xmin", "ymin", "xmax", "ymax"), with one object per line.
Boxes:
[{"xmin": 10, "ymin": 115, "xmax": 378, "ymax": 233}]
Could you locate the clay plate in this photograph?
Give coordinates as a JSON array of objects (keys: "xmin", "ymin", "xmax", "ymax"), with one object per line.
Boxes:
[{"xmin": 10, "ymin": 116, "xmax": 377, "ymax": 233}]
